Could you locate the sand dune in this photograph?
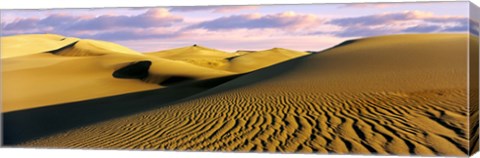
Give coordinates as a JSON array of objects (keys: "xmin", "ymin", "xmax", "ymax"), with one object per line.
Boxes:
[
  {"xmin": 146, "ymin": 45, "xmax": 238, "ymax": 70},
  {"xmin": 1, "ymin": 34, "xmax": 234, "ymax": 112},
  {"xmin": 469, "ymin": 34, "xmax": 479, "ymax": 154},
  {"xmin": 53, "ymin": 39, "xmax": 142, "ymax": 56},
  {"xmin": 18, "ymin": 34, "xmax": 470, "ymax": 156},
  {"xmin": 146, "ymin": 46, "xmax": 309, "ymax": 73},
  {"xmin": 1, "ymin": 34, "xmax": 79, "ymax": 59},
  {"xmin": 228, "ymin": 48, "xmax": 309, "ymax": 73}
]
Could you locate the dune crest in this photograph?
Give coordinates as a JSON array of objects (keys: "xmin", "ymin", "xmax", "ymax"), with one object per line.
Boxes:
[
  {"xmin": 52, "ymin": 39, "xmax": 142, "ymax": 56},
  {"xmin": 146, "ymin": 45, "xmax": 237, "ymax": 70},
  {"xmin": 17, "ymin": 34, "xmax": 469, "ymax": 156},
  {"xmin": 1, "ymin": 34, "xmax": 79, "ymax": 59},
  {"xmin": 228, "ymin": 48, "xmax": 309, "ymax": 73},
  {"xmin": 4, "ymin": 33, "xmax": 471, "ymax": 156},
  {"xmin": 146, "ymin": 45, "xmax": 309, "ymax": 73},
  {"xmin": 1, "ymin": 34, "xmax": 235, "ymax": 112}
]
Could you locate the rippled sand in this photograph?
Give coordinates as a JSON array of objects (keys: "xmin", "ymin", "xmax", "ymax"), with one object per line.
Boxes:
[{"xmin": 4, "ymin": 34, "xmax": 474, "ymax": 156}]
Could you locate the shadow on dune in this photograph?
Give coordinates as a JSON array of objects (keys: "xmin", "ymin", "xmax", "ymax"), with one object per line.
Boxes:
[
  {"xmin": 3, "ymin": 54, "xmax": 313, "ymax": 146},
  {"xmin": 2, "ymin": 74, "xmax": 240, "ymax": 145},
  {"xmin": 320, "ymin": 39, "xmax": 358, "ymax": 52},
  {"xmin": 113, "ymin": 61, "xmax": 151, "ymax": 80},
  {"xmin": 182, "ymin": 55, "xmax": 313, "ymax": 101}
]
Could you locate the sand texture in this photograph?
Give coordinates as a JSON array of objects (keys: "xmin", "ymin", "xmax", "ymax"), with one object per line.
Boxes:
[
  {"xmin": 469, "ymin": 34, "xmax": 479, "ymax": 155},
  {"xmin": 146, "ymin": 46, "xmax": 309, "ymax": 73},
  {"xmin": 1, "ymin": 34, "xmax": 235, "ymax": 112},
  {"xmin": 3, "ymin": 34, "xmax": 473, "ymax": 156},
  {"xmin": 1, "ymin": 34, "xmax": 79, "ymax": 59},
  {"xmin": 228, "ymin": 48, "xmax": 309, "ymax": 73},
  {"xmin": 146, "ymin": 45, "xmax": 238, "ymax": 70}
]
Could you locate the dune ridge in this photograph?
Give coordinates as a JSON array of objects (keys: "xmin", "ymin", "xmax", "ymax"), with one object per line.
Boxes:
[
  {"xmin": 1, "ymin": 34, "xmax": 304, "ymax": 112},
  {"xmin": 146, "ymin": 45, "xmax": 237, "ymax": 70},
  {"xmin": 146, "ymin": 45, "xmax": 309, "ymax": 73},
  {"xmin": 228, "ymin": 48, "xmax": 309, "ymax": 73},
  {"xmin": 52, "ymin": 39, "xmax": 142, "ymax": 56},
  {"xmin": 1, "ymin": 34, "xmax": 79, "ymax": 59},
  {"xmin": 15, "ymin": 34, "xmax": 471, "ymax": 156},
  {"xmin": 1, "ymin": 34, "xmax": 241, "ymax": 112}
]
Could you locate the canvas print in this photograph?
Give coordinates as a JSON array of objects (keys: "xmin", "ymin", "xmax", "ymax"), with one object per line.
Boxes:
[{"xmin": 1, "ymin": 1, "xmax": 479, "ymax": 156}]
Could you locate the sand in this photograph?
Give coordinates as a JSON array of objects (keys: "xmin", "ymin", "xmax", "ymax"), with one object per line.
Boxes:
[
  {"xmin": 469, "ymin": 34, "xmax": 479, "ymax": 154},
  {"xmin": 1, "ymin": 34, "xmax": 79, "ymax": 59},
  {"xmin": 146, "ymin": 45, "xmax": 309, "ymax": 73},
  {"xmin": 228, "ymin": 48, "xmax": 309, "ymax": 73},
  {"xmin": 146, "ymin": 45, "xmax": 238, "ymax": 70},
  {"xmin": 1, "ymin": 34, "xmax": 234, "ymax": 112},
  {"xmin": 11, "ymin": 34, "xmax": 471, "ymax": 156}
]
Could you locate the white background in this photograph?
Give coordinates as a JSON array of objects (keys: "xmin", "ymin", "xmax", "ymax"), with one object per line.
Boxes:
[{"xmin": 1, "ymin": 0, "xmax": 479, "ymax": 158}]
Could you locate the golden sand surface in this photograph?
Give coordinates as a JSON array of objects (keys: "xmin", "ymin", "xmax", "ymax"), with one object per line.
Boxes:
[
  {"xmin": 469, "ymin": 35, "xmax": 479, "ymax": 154},
  {"xmin": 17, "ymin": 34, "xmax": 470, "ymax": 156},
  {"xmin": 228, "ymin": 48, "xmax": 309, "ymax": 73},
  {"xmin": 1, "ymin": 34, "xmax": 79, "ymax": 59},
  {"xmin": 1, "ymin": 34, "xmax": 236, "ymax": 112},
  {"xmin": 146, "ymin": 45, "xmax": 237, "ymax": 70},
  {"xmin": 146, "ymin": 46, "xmax": 309, "ymax": 72}
]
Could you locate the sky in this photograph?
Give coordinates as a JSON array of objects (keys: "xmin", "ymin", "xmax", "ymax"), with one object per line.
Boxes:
[{"xmin": 0, "ymin": 2, "xmax": 473, "ymax": 52}]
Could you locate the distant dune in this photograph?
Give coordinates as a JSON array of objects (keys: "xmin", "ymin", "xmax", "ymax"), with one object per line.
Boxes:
[
  {"xmin": 228, "ymin": 48, "xmax": 309, "ymax": 73},
  {"xmin": 1, "ymin": 34, "xmax": 79, "ymax": 59},
  {"xmin": 146, "ymin": 45, "xmax": 309, "ymax": 73},
  {"xmin": 146, "ymin": 45, "xmax": 237, "ymax": 70},
  {"xmin": 15, "ymin": 34, "xmax": 470, "ymax": 156},
  {"xmin": 1, "ymin": 34, "xmax": 235, "ymax": 112}
]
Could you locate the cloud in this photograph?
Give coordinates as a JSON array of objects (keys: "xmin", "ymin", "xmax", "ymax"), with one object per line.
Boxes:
[
  {"xmin": 2, "ymin": 14, "xmax": 84, "ymax": 31},
  {"xmin": 470, "ymin": 20, "xmax": 479, "ymax": 36},
  {"xmin": 328, "ymin": 27, "xmax": 393, "ymax": 38},
  {"xmin": 1, "ymin": 8, "xmax": 471, "ymax": 48},
  {"xmin": 2, "ymin": 8, "xmax": 183, "ymax": 33},
  {"xmin": 330, "ymin": 11, "xmax": 466, "ymax": 26},
  {"xmin": 340, "ymin": 3, "xmax": 394, "ymax": 9},
  {"xmin": 325, "ymin": 11, "xmax": 468, "ymax": 37},
  {"xmin": 70, "ymin": 9, "xmax": 183, "ymax": 31},
  {"xmin": 402, "ymin": 25, "xmax": 442, "ymax": 33},
  {"xmin": 187, "ymin": 11, "xmax": 323, "ymax": 31},
  {"xmin": 79, "ymin": 29, "xmax": 179, "ymax": 41},
  {"xmin": 169, "ymin": 6, "xmax": 258, "ymax": 13}
]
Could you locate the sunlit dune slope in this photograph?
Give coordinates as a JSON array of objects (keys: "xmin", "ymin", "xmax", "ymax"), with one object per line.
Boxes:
[
  {"xmin": 228, "ymin": 48, "xmax": 309, "ymax": 73},
  {"xmin": 146, "ymin": 45, "xmax": 237, "ymax": 70},
  {"xmin": 1, "ymin": 34, "xmax": 79, "ymax": 59},
  {"xmin": 146, "ymin": 46, "xmax": 309, "ymax": 72},
  {"xmin": 22, "ymin": 34, "xmax": 469, "ymax": 156},
  {"xmin": 469, "ymin": 35, "xmax": 479, "ymax": 154},
  {"xmin": 54, "ymin": 39, "xmax": 141, "ymax": 56},
  {"xmin": 1, "ymin": 35, "xmax": 234, "ymax": 112}
]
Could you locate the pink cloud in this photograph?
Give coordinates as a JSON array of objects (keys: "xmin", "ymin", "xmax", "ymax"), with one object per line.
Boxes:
[
  {"xmin": 341, "ymin": 3, "xmax": 394, "ymax": 9},
  {"xmin": 169, "ymin": 6, "xmax": 258, "ymax": 13},
  {"xmin": 187, "ymin": 11, "xmax": 324, "ymax": 31},
  {"xmin": 326, "ymin": 11, "xmax": 468, "ymax": 37},
  {"xmin": 1, "ymin": 8, "xmax": 183, "ymax": 34}
]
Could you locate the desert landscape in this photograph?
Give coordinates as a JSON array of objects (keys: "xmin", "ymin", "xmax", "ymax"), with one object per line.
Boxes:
[{"xmin": 1, "ymin": 33, "xmax": 474, "ymax": 156}]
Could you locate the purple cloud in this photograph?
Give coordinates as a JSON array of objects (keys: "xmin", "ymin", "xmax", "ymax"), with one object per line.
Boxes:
[
  {"xmin": 330, "ymin": 11, "xmax": 466, "ymax": 26},
  {"xmin": 2, "ymin": 8, "xmax": 182, "ymax": 33},
  {"xmin": 188, "ymin": 12, "xmax": 322, "ymax": 30},
  {"xmin": 77, "ymin": 30, "xmax": 179, "ymax": 41},
  {"xmin": 169, "ymin": 6, "xmax": 258, "ymax": 13},
  {"xmin": 70, "ymin": 9, "xmax": 182, "ymax": 31},
  {"xmin": 325, "ymin": 11, "xmax": 468, "ymax": 37},
  {"xmin": 402, "ymin": 25, "xmax": 442, "ymax": 33},
  {"xmin": 329, "ymin": 27, "xmax": 393, "ymax": 38},
  {"xmin": 470, "ymin": 20, "xmax": 479, "ymax": 36},
  {"xmin": 340, "ymin": 3, "xmax": 394, "ymax": 9}
]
